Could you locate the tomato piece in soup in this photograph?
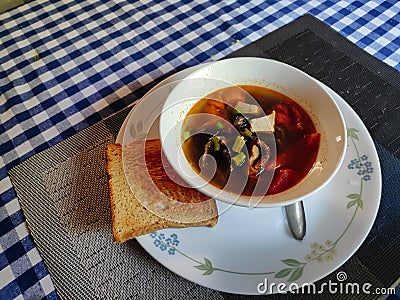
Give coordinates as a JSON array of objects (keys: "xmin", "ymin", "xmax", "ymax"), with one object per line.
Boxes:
[{"xmin": 267, "ymin": 169, "xmax": 300, "ymax": 195}]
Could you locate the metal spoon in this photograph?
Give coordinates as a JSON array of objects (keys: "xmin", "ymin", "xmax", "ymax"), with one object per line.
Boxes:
[{"xmin": 285, "ymin": 201, "xmax": 306, "ymax": 240}]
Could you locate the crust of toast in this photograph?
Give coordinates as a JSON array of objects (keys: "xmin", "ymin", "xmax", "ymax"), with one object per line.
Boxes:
[{"xmin": 106, "ymin": 140, "xmax": 218, "ymax": 243}]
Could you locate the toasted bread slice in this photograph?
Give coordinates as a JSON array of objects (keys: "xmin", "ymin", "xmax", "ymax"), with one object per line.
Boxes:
[{"xmin": 106, "ymin": 140, "xmax": 218, "ymax": 243}]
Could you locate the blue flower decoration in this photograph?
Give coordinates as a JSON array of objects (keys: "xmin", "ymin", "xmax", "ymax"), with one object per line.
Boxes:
[
  {"xmin": 150, "ymin": 232, "xmax": 180, "ymax": 255},
  {"xmin": 347, "ymin": 155, "xmax": 373, "ymax": 181},
  {"xmin": 363, "ymin": 174, "xmax": 371, "ymax": 181},
  {"xmin": 154, "ymin": 239, "xmax": 161, "ymax": 247},
  {"xmin": 171, "ymin": 239, "xmax": 179, "ymax": 247},
  {"xmin": 348, "ymin": 158, "xmax": 360, "ymax": 169}
]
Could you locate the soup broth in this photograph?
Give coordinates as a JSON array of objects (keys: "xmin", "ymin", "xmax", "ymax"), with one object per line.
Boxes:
[{"xmin": 181, "ymin": 85, "xmax": 320, "ymax": 196}]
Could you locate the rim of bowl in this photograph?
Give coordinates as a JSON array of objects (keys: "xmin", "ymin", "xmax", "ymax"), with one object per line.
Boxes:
[{"xmin": 159, "ymin": 57, "xmax": 347, "ymax": 208}]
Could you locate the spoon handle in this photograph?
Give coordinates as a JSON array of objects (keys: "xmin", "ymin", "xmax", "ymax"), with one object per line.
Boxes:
[{"xmin": 285, "ymin": 201, "xmax": 306, "ymax": 240}]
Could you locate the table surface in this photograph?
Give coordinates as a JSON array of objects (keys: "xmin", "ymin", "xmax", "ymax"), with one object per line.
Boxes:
[{"xmin": 0, "ymin": 0, "xmax": 399, "ymax": 299}]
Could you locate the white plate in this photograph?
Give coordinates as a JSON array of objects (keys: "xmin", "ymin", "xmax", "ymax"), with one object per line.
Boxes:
[{"xmin": 117, "ymin": 65, "xmax": 381, "ymax": 295}]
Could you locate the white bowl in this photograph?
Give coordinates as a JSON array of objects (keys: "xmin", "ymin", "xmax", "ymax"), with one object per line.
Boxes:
[{"xmin": 159, "ymin": 58, "xmax": 346, "ymax": 207}]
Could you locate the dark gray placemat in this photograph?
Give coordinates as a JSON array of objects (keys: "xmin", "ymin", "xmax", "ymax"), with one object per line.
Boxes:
[{"xmin": 9, "ymin": 15, "xmax": 399, "ymax": 299}]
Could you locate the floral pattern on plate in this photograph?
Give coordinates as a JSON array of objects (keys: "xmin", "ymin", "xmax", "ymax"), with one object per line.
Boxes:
[{"xmin": 148, "ymin": 127, "xmax": 374, "ymax": 282}]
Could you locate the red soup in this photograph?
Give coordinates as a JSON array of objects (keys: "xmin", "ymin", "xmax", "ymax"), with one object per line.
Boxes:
[{"xmin": 181, "ymin": 85, "xmax": 320, "ymax": 196}]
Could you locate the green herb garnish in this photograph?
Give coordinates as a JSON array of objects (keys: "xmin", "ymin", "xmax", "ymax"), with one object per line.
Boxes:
[
  {"xmin": 212, "ymin": 136, "xmax": 220, "ymax": 151},
  {"xmin": 232, "ymin": 136, "xmax": 245, "ymax": 153},
  {"xmin": 241, "ymin": 127, "xmax": 253, "ymax": 138},
  {"xmin": 232, "ymin": 152, "xmax": 246, "ymax": 166}
]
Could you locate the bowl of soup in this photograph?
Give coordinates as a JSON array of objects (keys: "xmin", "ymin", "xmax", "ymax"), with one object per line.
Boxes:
[{"xmin": 159, "ymin": 58, "xmax": 346, "ymax": 207}]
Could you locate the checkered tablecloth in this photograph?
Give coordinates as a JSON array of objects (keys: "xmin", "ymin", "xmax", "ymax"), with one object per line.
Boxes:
[{"xmin": 1, "ymin": 0, "xmax": 399, "ymax": 299}]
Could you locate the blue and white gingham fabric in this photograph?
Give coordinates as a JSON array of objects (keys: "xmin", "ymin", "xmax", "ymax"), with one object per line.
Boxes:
[{"xmin": 0, "ymin": 0, "xmax": 399, "ymax": 298}]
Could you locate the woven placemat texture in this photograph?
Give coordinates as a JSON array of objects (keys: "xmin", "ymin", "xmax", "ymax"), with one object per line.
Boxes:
[{"xmin": 9, "ymin": 15, "xmax": 399, "ymax": 299}]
